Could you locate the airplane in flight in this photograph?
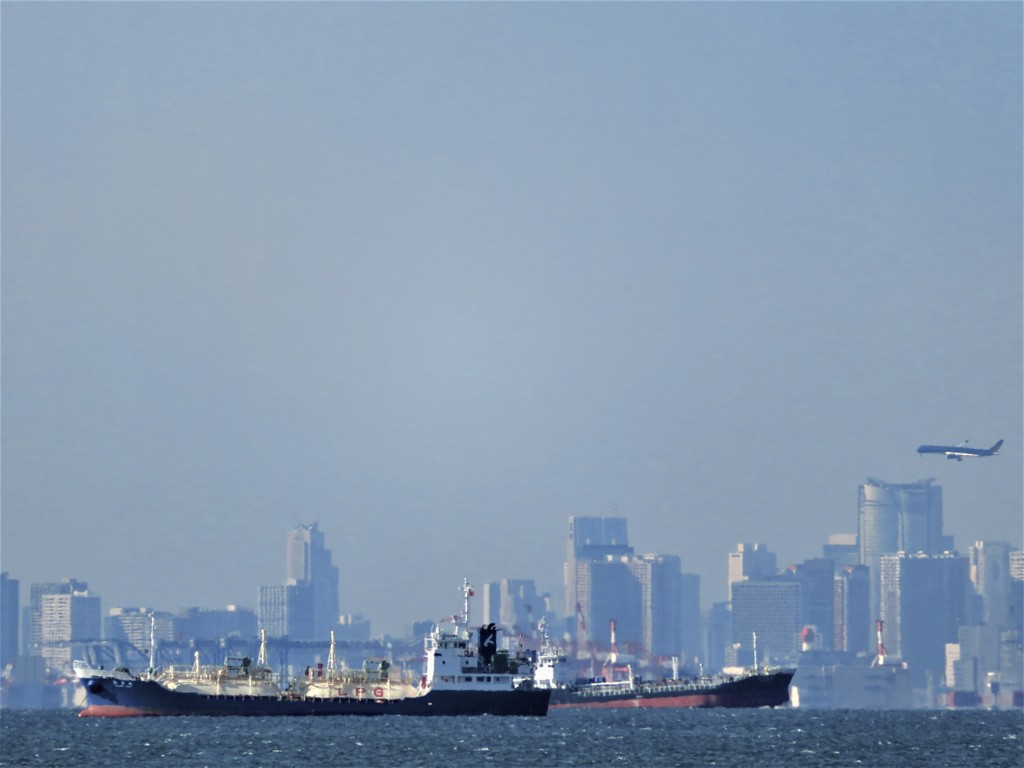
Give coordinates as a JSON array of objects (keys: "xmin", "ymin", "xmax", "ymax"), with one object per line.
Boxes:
[{"xmin": 916, "ymin": 439, "xmax": 1004, "ymax": 461}]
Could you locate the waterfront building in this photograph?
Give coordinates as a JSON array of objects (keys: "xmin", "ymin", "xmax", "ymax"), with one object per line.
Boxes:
[
  {"xmin": 1, "ymin": 572, "xmax": 19, "ymax": 668},
  {"xmin": 728, "ymin": 543, "xmax": 777, "ymax": 601},
  {"xmin": 879, "ymin": 551, "xmax": 971, "ymax": 688},
  {"xmin": 286, "ymin": 522, "xmax": 340, "ymax": 639}
]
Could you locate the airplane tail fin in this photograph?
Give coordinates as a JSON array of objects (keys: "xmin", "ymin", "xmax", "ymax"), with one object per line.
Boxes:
[{"xmin": 989, "ymin": 440, "xmax": 1004, "ymax": 454}]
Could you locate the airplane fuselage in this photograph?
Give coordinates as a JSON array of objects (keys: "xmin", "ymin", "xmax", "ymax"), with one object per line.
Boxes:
[{"xmin": 917, "ymin": 440, "xmax": 1003, "ymax": 461}]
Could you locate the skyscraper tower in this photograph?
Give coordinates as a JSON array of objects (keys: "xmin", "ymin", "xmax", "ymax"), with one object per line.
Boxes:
[
  {"xmin": 858, "ymin": 477, "xmax": 949, "ymax": 637},
  {"xmin": 285, "ymin": 523, "xmax": 340, "ymax": 639},
  {"xmin": 564, "ymin": 516, "xmax": 633, "ymax": 620},
  {"xmin": 879, "ymin": 551, "xmax": 971, "ymax": 687}
]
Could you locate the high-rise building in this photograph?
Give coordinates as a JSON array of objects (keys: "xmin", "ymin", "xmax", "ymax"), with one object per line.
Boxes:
[
  {"xmin": 38, "ymin": 583, "xmax": 101, "ymax": 673},
  {"xmin": 968, "ymin": 541, "xmax": 1014, "ymax": 630},
  {"xmin": 859, "ymin": 478, "xmax": 950, "ymax": 637},
  {"xmin": 679, "ymin": 572, "xmax": 702, "ymax": 666},
  {"xmin": 564, "ymin": 516, "xmax": 633, "ymax": 622},
  {"xmin": 879, "ymin": 551, "xmax": 971, "ymax": 687},
  {"xmin": 730, "ymin": 580, "xmax": 801, "ymax": 664},
  {"xmin": 258, "ymin": 584, "xmax": 314, "ymax": 639},
  {"xmin": 790, "ymin": 558, "xmax": 836, "ymax": 652},
  {"xmin": 29, "ymin": 579, "xmax": 90, "ymax": 652},
  {"xmin": 728, "ymin": 543, "xmax": 777, "ymax": 601},
  {"xmin": 576, "ymin": 555, "xmax": 643, "ymax": 655},
  {"xmin": 286, "ymin": 522, "xmax": 340, "ymax": 639},
  {"xmin": 1, "ymin": 572, "xmax": 19, "ymax": 669},
  {"xmin": 627, "ymin": 554, "xmax": 684, "ymax": 660},
  {"xmin": 833, "ymin": 564, "xmax": 870, "ymax": 656}
]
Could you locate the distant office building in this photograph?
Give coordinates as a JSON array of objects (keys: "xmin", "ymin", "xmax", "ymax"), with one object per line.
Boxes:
[
  {"xmin": 730, "ymin": 580, "xmax": 801, "ymax": 664},
  {"xmin": 1, "ymin": 572, "xmax": 19, "ymax": 668},
  {"xmin": 29, "ymin": 579, "xmax": 90, "ymax": 652},
  {"xmin": 482, "ymin": 579, "xmax": 541, "ymax": 639},
  {"xmin": 1010, "ymin": 551, "xmax": 1024, "ymax": 581},
  {"xmin": 286, "ymin": 522, "xmax": 340, "ymax": 639},
  {"xmin": 259, "ymin": 584, "xmax": 314, "ymax": 639},
  {"xmin": 575, "ymin": 551, "xmax": 686, "ymax": 661},
  {"xmin": 174, "ymin": 605, "xmax": 259, "ymax": 642},
  {"xmin": 38, "ymin": 585, "xmax": 101, "ymax": 673},
  {"xmin": 564, "ymin": 516, "xmax": 633, "ymax": 622},
  {"xmin": 790, "ymin": 558, "xmax": 836, "ymax": 652},
  {"xmin": 833, "ymin": 564, "xmax": 870, "ymax": 656},
  {"xmin": 822, "ymin": 533, "xmax": 860, "ymax": 570},
  {"xmin": 105, "ymin": 608, "xmax": 175, "ymax": 651},
  {"xmin": 706, "ymin": 602, "xmax": 731, "ymax": 673},
  {"xmin": 858, "ymin": 477, "xmax": 950, "ymax": 637},
  {"xmin": 880, "ymin": 551, "xmax": 971, "ymax": 687},
  {"xmin": 627, "ymin": 554, "xmax": 684, "ymax": 660},
  {"xmin": 680, "ymin": 572, "xmax": 702, "ymax": 666},
  {"xmin": 728, "ymin": 543, "xmax": 777, "ymax": 601},
  {"xmin": 969, "ymin": 541, "xmax": 1014, "ymax": 630},
  {"xmin": 577, "ymin": 555, "xmax": 643, "ymax": 654}
]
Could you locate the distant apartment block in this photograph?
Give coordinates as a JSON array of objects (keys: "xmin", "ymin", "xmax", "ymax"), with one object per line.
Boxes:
[{"xmin": 968, "ymin": 540, "xmax": 1014, "ymax": 630}]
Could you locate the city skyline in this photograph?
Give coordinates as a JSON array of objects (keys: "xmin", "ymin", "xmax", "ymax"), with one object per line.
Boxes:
[
  {"xmin": 3, "ymin": 3, "xmax": 1020, "ymax": 638},
  {"xmin": 4, "ymin": 478, "xmax": 1019, "ymax": 642}
]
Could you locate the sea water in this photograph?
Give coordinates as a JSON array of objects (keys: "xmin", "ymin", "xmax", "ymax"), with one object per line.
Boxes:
[{"xmin": 1, "ymin": 708, "xmax": 1021, "ymax": 767}]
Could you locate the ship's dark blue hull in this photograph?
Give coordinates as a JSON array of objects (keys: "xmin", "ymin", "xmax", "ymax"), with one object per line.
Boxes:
[
  {"xmin": 549, "ymin": 670, "xmax": 793, "ymax": 709},
  {"xmin": 78, "ymin": 676, "xmax": 550, "ymax": 717}
]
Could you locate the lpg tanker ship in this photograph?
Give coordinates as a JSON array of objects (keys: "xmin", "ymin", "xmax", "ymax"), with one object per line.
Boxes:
[{"xmin": 75, "ymin": 580, "xmax": 549, "ymax": 717}]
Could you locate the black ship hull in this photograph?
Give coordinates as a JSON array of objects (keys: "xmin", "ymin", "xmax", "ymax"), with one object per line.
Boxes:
[
  {"xmin": 549, "ymin": 669, "xmax": 793, "ymax": 709},
  {"xmin": 78, "ymin": 676, "xmax": 550, "ymax": 717}
]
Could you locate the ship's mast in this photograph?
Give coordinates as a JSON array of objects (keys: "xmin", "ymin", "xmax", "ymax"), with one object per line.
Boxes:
[
  {"xmin": 460, "ymin": 578, "xmax": 474, "ymax": 632},
  {"xmin": 327, "ymin": 630, "xmax": 337, "ymax": 674},
  {"xmin": 148, "ymin": 613, "xmax": 157, "ymax": 674},
  {"xmin": 257, "ymin": 629, "xmax": 268, "ymax": 668}
]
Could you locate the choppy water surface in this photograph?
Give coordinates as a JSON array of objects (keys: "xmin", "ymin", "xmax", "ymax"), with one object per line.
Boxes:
[{"xmin": 2, "ymin": 708, "xmax": 1022, "ymax": 767}]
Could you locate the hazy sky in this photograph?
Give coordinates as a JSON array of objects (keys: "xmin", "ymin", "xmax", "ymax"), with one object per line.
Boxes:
[{"xmin": 3, "ymin": 2, "xmax": 1021, "ymax": 636}]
